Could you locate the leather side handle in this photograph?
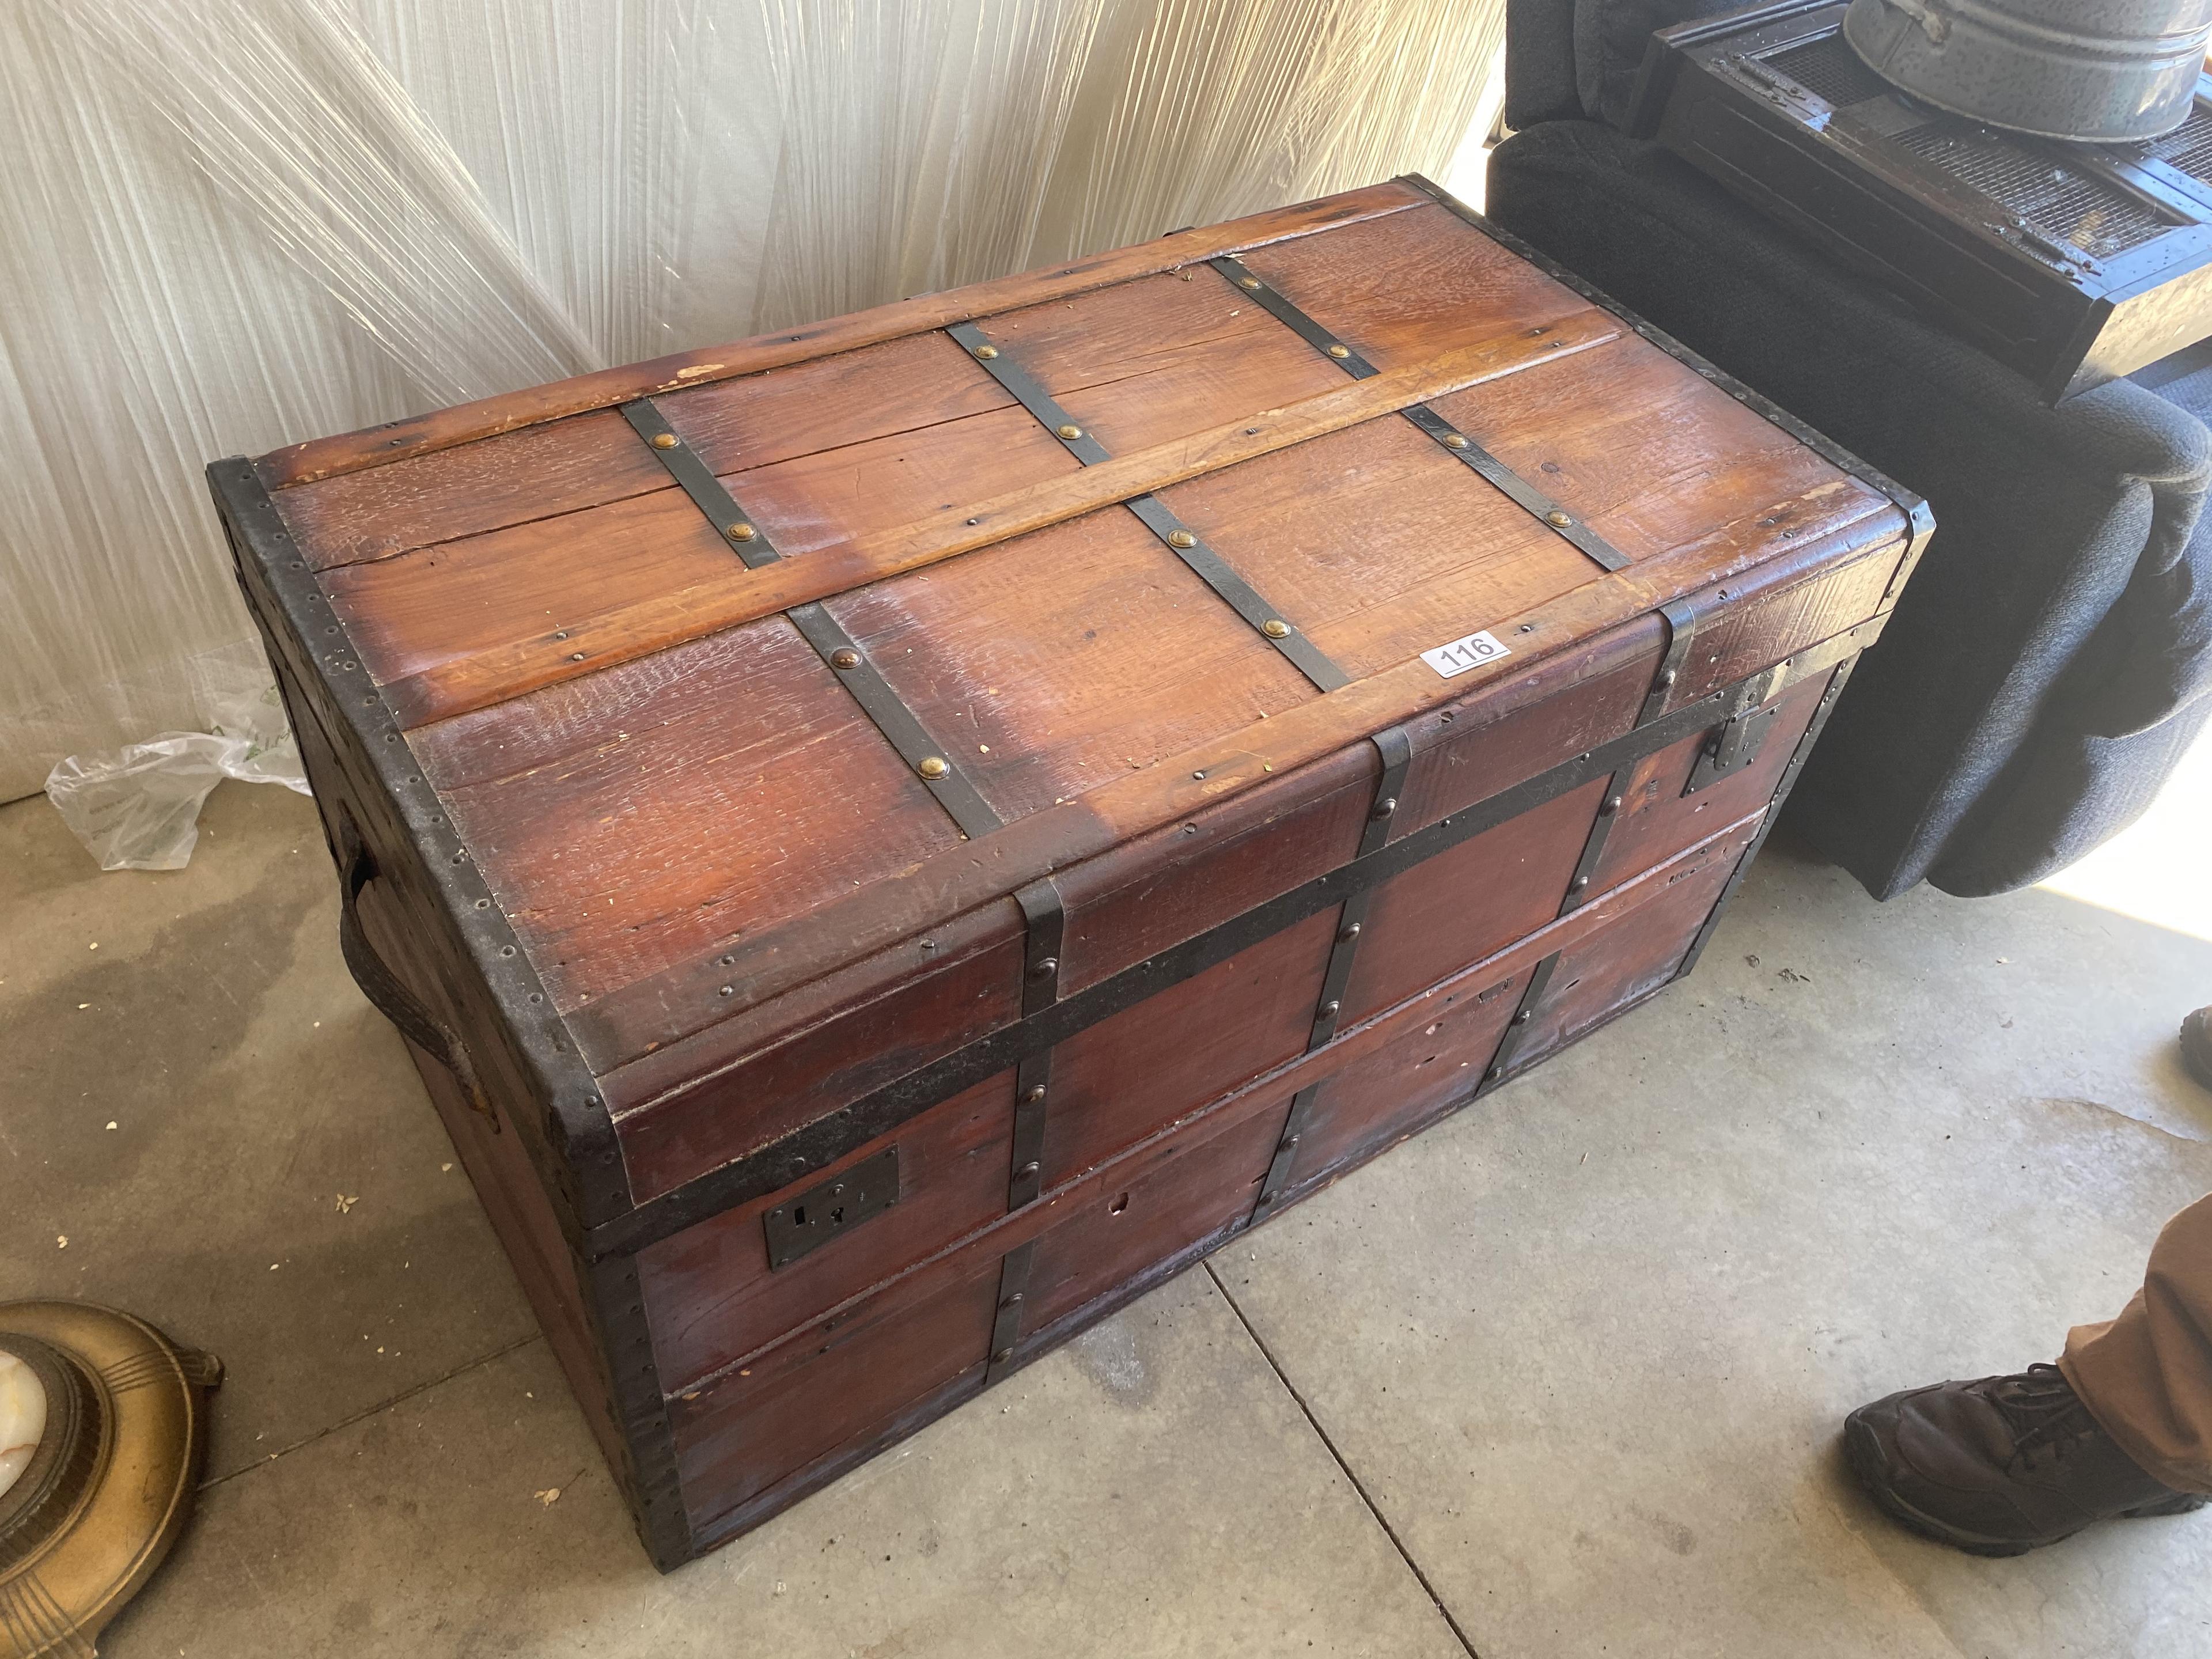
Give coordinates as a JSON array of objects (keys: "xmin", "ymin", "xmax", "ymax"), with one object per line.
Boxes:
[{"xmin": 336, "ymin": 813, "xmax": 497, "ymax": 1129}]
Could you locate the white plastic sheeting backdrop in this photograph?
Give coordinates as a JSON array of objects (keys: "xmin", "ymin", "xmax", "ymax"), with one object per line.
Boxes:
[{"xmin": 2, "ymin": 0, "xmax": 1505, "ymax": 817}]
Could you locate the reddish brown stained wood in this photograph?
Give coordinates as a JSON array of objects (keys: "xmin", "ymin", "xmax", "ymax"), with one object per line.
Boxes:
[
  {"xmin": 1394, "ymin": 644, "xmax": 1657, "ymax": 836},
  {"xmin": 409, "ymin": 615, "xmax": 963, "ymax": 1014},
  {"xmin": 977, "ymin": 268, "xmax": 1346, "ymax": 454},
  {"xmin": 363, "ymin": 313, "xmax": 1623, "ymax": 729},
  {"xmin": 669, "ymin": 1256, "xmax": 997, "ymax": 1519},
  {"xmin": 819, "ymin": 513, "xmax": 1319, "ymax": 824},
  {"xmin": 1236, "ymin": 201, "xmax": 1594, "ymax": 371},
  {"xmin": 615, "ymin": 919, "xmax": 1022, "ymax": 1204},
  {"xmin": 257, "ymin": 181, "xmax": 1431, "ymax": 488},
  {"xmin": 1154, "ymin": 415, "xmax": 1599, "ymax": 679},
  {"xmin": 1589, "ymin": 675, "xmax": 1828, "ymax": 896},
  {"xmin": 1288, "ymin": 967, "xmax": 1522, "ymax": 1185},
  {"xmin": 653, "ymin": 814, "xmax": 1764, "ymax": 1397},
  {"xmin": 656, "ymin": 814, "xmax": 1768, "ymax": 1544},
  {"xmin": 1024, "ymin": 1101, "xmax": 1283, "ymax": 1334},
  {"xmin": 1053, "ymin": 744, "xmax": 1374, "ymax": 997},
  {"xmin": 1427, "ymin": 331, "xmax": 1832, "ymax": 566},
  {"xmin": 1513, "ymin": 830, "xmax": 1744, "ymax": 1069},
  {"xmin": 569, "ymin": 513, "xmax": 1904, "ymax": 1074},
  {"xmin": 637, "ymin": 1070, "xmax": 1016, "ymax": 1391},
  {"xmin": 274, "ymin": 408, "xmax": 667, "ymax": 571},
  {"xmin": 1040, "ymin": 907, "xmax": 1338, "ymax": 1186},
  {"xmin": 1340, "ymin": 779, "xmax": 1608, "ymax": 1025}
]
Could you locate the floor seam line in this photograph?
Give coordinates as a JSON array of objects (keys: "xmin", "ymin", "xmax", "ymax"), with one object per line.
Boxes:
[
  {"xmin": 1203, "ymin": 1260, "xmax": 1482, "ymax": 1659},
  {"xmin": 199, "ymin": 1332, "xmax": 544, "ymax": 1490}
]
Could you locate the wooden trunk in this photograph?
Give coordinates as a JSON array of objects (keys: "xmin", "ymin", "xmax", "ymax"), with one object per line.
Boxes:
[{"xmin": 210, "ymin": 175, "xmax": 1930, "ymax": 1569}]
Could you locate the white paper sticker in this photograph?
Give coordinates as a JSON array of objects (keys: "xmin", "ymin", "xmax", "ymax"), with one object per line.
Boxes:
[{"xmin": 1420, "ymin": 629, "xmax": 1512, "ymax": 680}]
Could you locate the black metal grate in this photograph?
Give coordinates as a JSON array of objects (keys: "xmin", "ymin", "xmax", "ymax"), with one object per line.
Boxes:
[
  {"xmin": 2149, "ymin": 105, "xmax": 2212, "ymax": 183},
  {"xmin": 1892, "ymin": 123, "xmax": 2168, "ymax": 257},
  {"xmin": 1765, "ymin": 35, "xmax": 1895, "ymax": 109}
]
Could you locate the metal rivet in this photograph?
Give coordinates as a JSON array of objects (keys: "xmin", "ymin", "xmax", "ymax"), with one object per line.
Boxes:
[
  {"xmin": 1028, "ymin": 958, "xmax": 1057, "ymax": 980},
  {"xmin": 719, "ymin": 954, "xmax": 737, "ymax": 967},
  {"xmin": 1283, "ymin": 1135, "xmax": 1300, "ymax": 1149},
  {"xmin": 1000, "ymin": 1292, "xmax": 1024, "ymax": 1308},
  {"xmin": 728, "ymin": 522, "xmax": 755, "ymax": 541},
  {"xmin": 1320, "ymin": 1000, "xmax": 1340, "ymax": 1017},
  {"xmin": 1262, "ymin": 619, "xmax": 1290, "ymax": 639},
  {"xmin": 718, "ymin": 985, "xmax": 734, "ymax": 997},
  {"xmin": 1546, "ymin": 510, "xmax": 1573, "ymax": 528},
  {"xmin": 1017, "ymin": 1161, "xmax": 1040, "ymax": 1178},
  {"xmin": 475, "ymin": 899, "xmax": 490, "ymax": 909},
  {"xmin": 917, "ymin": 756, "xmax": 950, "ymax": 779},
  {"xmin": 993, "ymin": 1347, "xmax": 1014, "ymax": 1363},
  {"xmin": 1238, "ymin": 275, "xmax": 1261, "ymax": 290},
  {"xmin": 500, "ymin": 945, "xmax": 516, "ymax": 958},
  {"xmin": 568, "ymin": 652, "xmax": 585, "ymax": 662},
  {"xmin": 1372, "ymin": 797, "xmax": 1397, "ymax": 819},
  {"xmin": 1167, "ymin": 529, "xmax": 1196, "ymax": 548},
  {"xmin": 1056, "ymin": 423, "xmax": 1082, "ymax": 441},
  {"xmin": 1442, "ymin": 433, "xmax": 1468, "ymax": 449},
  {"xmin": 650, "ymin": 433, "xmax": 677, "ymax": 449},
  {"xmin": 1025, "ymin": 1084, "xmax": 1048, "ymax": 1103},
  {"xmin": 973, "ymin": 344, "xmax": 998, "ymax": 360},
  {"xmin": 1326, "ymin": 344, "xmax": 1350, "ymax": 359},
  {"xmin": 831, "ymin": 648, "xmax": 860, "ymax": 669},
  {"xmin": 1603, "ymin": 795, "xmax": 1623, "ymax": 815},
  {"xmin": 1660, "ymin": 669, "xmax": 1677, "ymax": 687},
  {"xmin": 1570, "ymin": 875, "xmax": 1589, "ymax": 891},
  {"xmin": 1513, "ymin": 1009, "xmax": 1532, "ymax": 1025},
  {"xmin": 1338, "ymin": 921, "xmax": 1361, "ymax": 942},
  {"xmin": 1484, "ymin": 1065, "xmax": 1502, "ymax": 1081}
]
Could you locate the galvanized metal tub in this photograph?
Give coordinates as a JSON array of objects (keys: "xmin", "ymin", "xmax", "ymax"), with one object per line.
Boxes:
[{"xmin": 1843, "ymin": 0, "xmax": 2212, "ymax": 141}]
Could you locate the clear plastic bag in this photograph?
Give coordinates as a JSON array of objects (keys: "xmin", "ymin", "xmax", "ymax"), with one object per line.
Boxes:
[{"xmin": 44, "ymin": 677, "xmax": 309, "ymax": 872}]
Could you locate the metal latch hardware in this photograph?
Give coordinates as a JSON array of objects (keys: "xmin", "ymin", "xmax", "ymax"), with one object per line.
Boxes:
[
  {"xmin": 763, "ymin": 1145, "xmax": 900, "ymax": 1269},
  {"xmin": 1683, "ymin": 702, "xmax": 1781, "ymax": 795}
]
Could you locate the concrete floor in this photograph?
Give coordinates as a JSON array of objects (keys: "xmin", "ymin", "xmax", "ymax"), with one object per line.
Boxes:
[{"xmin": 5, "ymin": 760, "xmax": 2209, "ymax": 1658}]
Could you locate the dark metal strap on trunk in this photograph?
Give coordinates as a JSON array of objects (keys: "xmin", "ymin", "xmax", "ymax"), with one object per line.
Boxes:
[
  {"xmin": 1209, "ymin": 259, "xmax": 1633, "ymax": 575},
  {"xmin": 947, "ymin": 320, "xmax": 1349, "ymax": 692},
  {"xmin": 1639, "ymin": 598, "xmax": 1700, "ymax": 726},
  {"xmin": 1006, "ymin": 878, "xmax": 1065, "ymax": 1211},
  {"xmin": 987, "ymin": 1240, "xmax": 1037, "ymax": 1385},
  {"xmin": 1476, "ymin": 950, "xmax": 1562, "ymax": 1096},
  {"xmin": 946, "ymin": 321, "xmax": 1111, "ymax": 464},
  {"xmin": 622, "ymin": 397, "xmax": 784, "ymax": 570},
  {"xmin": 1211, "ymin": 254, "xmax": 1380, "ymax": 374},
  {"xmin": 623, "ymin": 396, "xmax": 1001, "ymax": 840},
  {"xmin": 1397, "ymin": 405, "xmax": 1632, "ymax": 573},
  {"xmin": 1559, "ymin": 774, "xmax": 1627, "ymax": 916},
  {"xmin": 1252, "ymin": 724, "xmax": 1414, "ymax": 1218},
  {"xmin": 1122, "ymin": 495, "xmax": 1349, "ymax": 690}
]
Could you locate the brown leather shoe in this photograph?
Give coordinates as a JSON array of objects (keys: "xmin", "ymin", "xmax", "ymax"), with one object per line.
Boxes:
[
  {"xmin": 2183, "ymin": 1006, "xmax": 2212, "ymax": 1093},
  {"xmin": 1845, "ymin": 1363, "xmax": 2207, "ymax": 1555}
]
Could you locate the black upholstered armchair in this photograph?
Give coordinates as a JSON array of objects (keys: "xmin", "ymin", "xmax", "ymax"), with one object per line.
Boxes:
[{"xmin": 1487, "ymin": 0, "xmax": 2212, "ymax": 898}]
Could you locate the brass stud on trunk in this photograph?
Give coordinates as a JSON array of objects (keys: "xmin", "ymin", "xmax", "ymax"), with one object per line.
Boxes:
[
  {"xmin": 1326, "ymin": 344, "xmax": 1351, "ymax": 359},
  {"xmin": 1546, "ymin": 510, "xmax": 1574, "ymax": 528},
  {"xmin": 972, "ymin": 343, "xmax": 998, "ymax": 360},
  {"xmin": 1261, "ymin": 619, "xmax": 1290, "ymax": 639},
  {"xmin": 916, "ymin": 756, "xmax": 950, "ymax": 780},
  {"xmin": 650, "ymin": 432, "xmax": 677, "ymax": 449},
  {"xmin": 1167, "ymin": 529, "xmax": 1196, "ymax": 548},
  {"xmin": 1238, "ymin": 276, "xmax": 1261, "ymax": 290},
  {"xmin": 1442, "ymin": 433, "xmax": 1468, "ymax": 450},
  {"xmin": 830, "ymin": 648, "xmax": 860, "ymax": 670},
  {"xmin": 728, "ymin": 522, "xmax": 755, "ymax": 541},
  {"xmin": 1056, "ymin": 423, "xmax": 1082, "ymax": 441}
]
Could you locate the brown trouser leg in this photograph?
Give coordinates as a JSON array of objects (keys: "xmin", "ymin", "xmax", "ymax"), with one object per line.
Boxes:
[{"xmin": 2061, "ymin": 1192, "xmax": 2212, "ymax": 1494}]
